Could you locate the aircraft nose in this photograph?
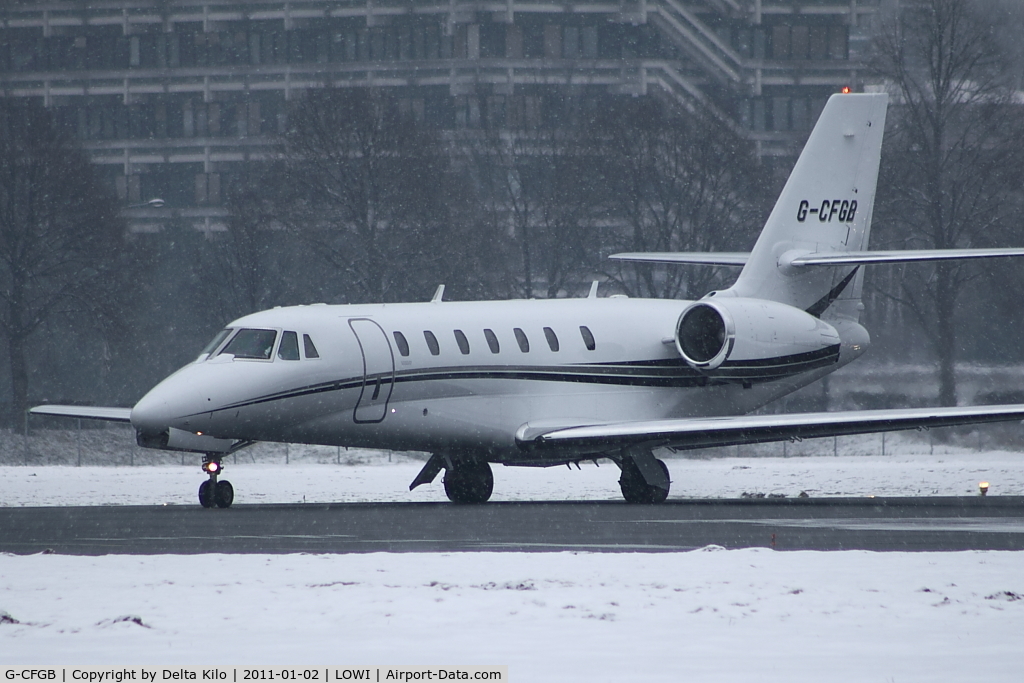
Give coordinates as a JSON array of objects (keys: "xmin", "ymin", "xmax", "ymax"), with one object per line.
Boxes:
[
  {"xmin": 130, "ymin": 369, "xmax": 205, "ymax": 434},
  {"xmin": 130, "ymin": 385, "xmax": 176, "ymax": 434}
]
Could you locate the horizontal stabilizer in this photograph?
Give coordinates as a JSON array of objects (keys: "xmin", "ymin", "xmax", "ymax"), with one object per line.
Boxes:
[
  {"xmin": 29, "ymin": 405, "xmax": 132, "ymax": 423},
  {"xmin": 516, "ymin": 404, "xmax": 1024, "ymax": 452},
  {"xmin": 609, "ymin": 248, "xmax": 1024, "ymax": 269},
  {"xmin": 789, "ymin": 248, "xmax": 1024, "ymax": 267},
  {"xmin": 609, "ymin": 252, "xmax": 749, "ymax": 266}
]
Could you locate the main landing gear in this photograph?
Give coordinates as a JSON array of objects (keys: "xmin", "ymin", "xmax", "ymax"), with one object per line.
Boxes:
[
  {"xmin": 443, "ymin": 459, "xmax": 494, "ymax": 504},
  {"xmin": 409, "ymin": 453, "xmax": 495, "ymax": 504},
  {"xmin": 617, "ymin": 451, "xmax": 671, "ymax": 504},
  {"xmin": 198, "ymin": 454, "xmax": 234, "ymax": 508}
]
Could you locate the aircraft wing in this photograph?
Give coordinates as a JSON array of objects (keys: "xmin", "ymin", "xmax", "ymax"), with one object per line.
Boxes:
[
  {"xmin": 29, "ymin": 405, "xmax": 133, "ymax": 423},
  {"xmin": 515, "ymin": 404, "xmax": 1024, "ymax": 453},
  {"xmin": 609, "ymin": 252, "xmax": 749, "ymax": 267}
]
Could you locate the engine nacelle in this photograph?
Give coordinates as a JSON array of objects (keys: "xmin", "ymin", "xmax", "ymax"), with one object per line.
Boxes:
[{"xmin": 675, "ymin": 298, "xmax": 841, "ymax": 374}]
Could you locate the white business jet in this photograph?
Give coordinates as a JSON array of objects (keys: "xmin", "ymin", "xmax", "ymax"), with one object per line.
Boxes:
[{"xmin": 32, "ymin": 92, "xmax": 1024, "ymax": 507}]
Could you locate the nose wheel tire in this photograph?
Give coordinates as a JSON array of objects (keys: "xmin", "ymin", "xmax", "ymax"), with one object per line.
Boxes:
[
  {"xmin": 443, "ymin": 460, "xmax": 494, "ymax": 504},
  {"xmin": 619, "ymin": 458, "xmax": 670, "ymax": 504},
  {"xmin": 198, "ymin": 480, "xmax": 215, "ymax": 508},
  {"xmin": 214, "ymin": 480, "xmax": 234, "ymax": 508}
]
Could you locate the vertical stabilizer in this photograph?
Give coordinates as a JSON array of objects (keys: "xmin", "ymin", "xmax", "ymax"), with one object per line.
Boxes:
[{"xmin": 727, "ymin": 93, "xmax": 888, "ymax": 320}]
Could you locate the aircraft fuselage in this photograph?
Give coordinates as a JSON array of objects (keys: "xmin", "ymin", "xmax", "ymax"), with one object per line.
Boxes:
[{"xmin": 130, "ymin": 296, "xmax": 868, "ymax": 464}]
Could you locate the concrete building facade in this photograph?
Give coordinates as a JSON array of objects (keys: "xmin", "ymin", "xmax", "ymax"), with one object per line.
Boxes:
[{"xmin": 1, "ymin": 0, "xmax": 880, "ymax": 232}]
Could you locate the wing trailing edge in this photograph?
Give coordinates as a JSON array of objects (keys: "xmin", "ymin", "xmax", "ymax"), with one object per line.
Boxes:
[
  {"xmin": 516, "ymin": 404, "xmax": 1024, "ymax": 453},
  {"xmin": 29, "ymin": 405, "xmax": 133, "ymax": 423}
]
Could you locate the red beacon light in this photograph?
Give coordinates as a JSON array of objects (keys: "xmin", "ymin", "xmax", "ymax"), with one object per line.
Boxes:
[{"xmin": 841, "ymin": 86, "xmax": 852, "ymax": 94}]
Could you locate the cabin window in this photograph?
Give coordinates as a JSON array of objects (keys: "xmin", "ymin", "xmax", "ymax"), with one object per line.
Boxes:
[
  {"xmin": 454, "ymin": 329, "xmax": 470, "ymax": 355},
  {"xmin": 303, "ymin": 334, "xmax": 320, "ymax": 359},
  {"xmin": 580, "ymin": 326, "xmax": 596, "ymax": 351},
  {"xmin": 514, "ymin": 327, "xmax": 530, "ymax": 353},
  {"xmin": 393, "ymin": 331, "xmax": 410, "ymax": 357},
  {"xmin": 484, "ymin": 328, "xmax": 500, "ymax": 354},
  {"xmin": 278, "ymin": 331, "xmax": 300, "ymax": 360},
  {"xmin": 543, "ymin": 327, "xmax": 559, "ymax": 352},
  {"xmin": 200, "ymin": 329, "xmax": 231, "ymax": 358},
  {"xmin": 424, "ymin": 330, "xmax": 440, "ymax": 355},
  {"xmin": 221, "ymin": 328, "xmax": 278, "ymax": 360}
]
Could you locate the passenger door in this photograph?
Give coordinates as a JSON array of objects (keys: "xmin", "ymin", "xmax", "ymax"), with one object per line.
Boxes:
[{"xmin": 348, "ymin": 318, "xmax": 395, "ymax": 423}]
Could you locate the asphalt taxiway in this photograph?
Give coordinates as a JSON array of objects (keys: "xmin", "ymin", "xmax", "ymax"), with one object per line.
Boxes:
[{"xmin": 1, "ymin": 497, "xmax": 1023, "ymax": 554}]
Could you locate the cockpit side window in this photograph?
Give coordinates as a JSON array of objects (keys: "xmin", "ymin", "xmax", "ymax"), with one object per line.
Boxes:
[
  {"xmin": 221, "ymin": 328, "xmax": 278, "ymax": 360},
  {"xmin": 303, "ymin": 334, "xmax": 320, "ymax": 359},
  {"xmin": 278, "ymin": 331, "xmax": 300, "ymax": 360},
  {"xmin": 200, "ymin": 329, "xmax": 232, "ymax": 358}
]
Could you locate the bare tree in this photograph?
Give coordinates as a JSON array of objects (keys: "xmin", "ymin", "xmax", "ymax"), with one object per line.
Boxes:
[
  {"xmin": 870, "ymin": 0, "xmax": 1024, "ymax": 406},
  {"xmin": 0, "ymin": 99, "xmax": 131, "ymax": 420},
  {"xmin": 595, "ymin": 98, "xmax": 761, "ymax": 299},
  {"xmin": 470, "ymin": 125, "xmax": 605, "ymax": 299},
  {"xmin": 278, "ymin": 88, "xmax": 486, "ymax": 303}
]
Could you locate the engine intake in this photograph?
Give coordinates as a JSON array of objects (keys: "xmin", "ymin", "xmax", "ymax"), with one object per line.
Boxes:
[
  {"xmin": 676, "ymin": 303, "xmax": 735, "ymax": 370},
  {"xmin": 675, "ymin": 298, "xmax": 842, "ymax": 376}
]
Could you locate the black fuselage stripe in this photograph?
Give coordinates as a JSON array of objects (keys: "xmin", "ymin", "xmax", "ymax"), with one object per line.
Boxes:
[{"xmin": 206, "ymin": 348, "xmax": 839, "ymax": 415}]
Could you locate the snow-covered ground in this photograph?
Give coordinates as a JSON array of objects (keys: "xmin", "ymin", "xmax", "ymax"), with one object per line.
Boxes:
[
  {"xmin": 2, "ymin": 436, "xmax": 1024, "ymax": 678},
  {"xmin": 1, "ymin": 551, "xmax": 1023, "ymax": 681},
  {"xmin": 2, "ymin": 447, "xmax": 1022, "ymax": 506}
]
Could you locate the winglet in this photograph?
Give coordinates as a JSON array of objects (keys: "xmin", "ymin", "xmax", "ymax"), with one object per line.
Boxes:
[
  {"xmin": 588, "ymin": 281, "xmax": 599, "ymax": 299},
  {"xmin": 431, "ymin": 284, "xmax": 445, "ymax": 303}
]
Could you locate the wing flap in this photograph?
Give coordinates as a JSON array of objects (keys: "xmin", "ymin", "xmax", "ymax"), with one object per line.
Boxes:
[
  {"xmin": 29, "ymin": 405, "xmax": 133, "ymax": 423},
  {"xmin": 517, "ymin": 404, "xmax": 1024, "ymax": 452}
]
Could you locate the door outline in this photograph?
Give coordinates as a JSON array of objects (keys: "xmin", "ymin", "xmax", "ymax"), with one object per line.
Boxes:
[{"xmin": 348, "ymin": 318, "xmax": 396, "ymax": 424}]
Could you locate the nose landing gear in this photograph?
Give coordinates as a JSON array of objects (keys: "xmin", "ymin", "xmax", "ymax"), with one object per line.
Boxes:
[{"xmin": 198, "ymin": 454, "xmax": 234, "ymax": 508}]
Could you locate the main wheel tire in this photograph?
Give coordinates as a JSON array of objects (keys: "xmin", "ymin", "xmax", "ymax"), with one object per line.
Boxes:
[
  {"xmin": 619, "ymin": 459, "xmax": 671, "ymax": 504},
  {"xmin": 443, "ymin": 460, "xmax": 494, "ymax": 504},
  {"xmin": 214, "ymin": 480, "xmax": 234, "ymax": 508},
  {"xmin": 648, "ymin": 460, "xmax": 671, "ymax": 504},
  {"xmin": 198, "ymin": 480, "xmax": 215, "ymax": 508}
]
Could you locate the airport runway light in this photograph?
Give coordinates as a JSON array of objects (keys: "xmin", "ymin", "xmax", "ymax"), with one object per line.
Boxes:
[{"xmin": 979, "ymin": 482, "xmax": 990, "ymax": 496}]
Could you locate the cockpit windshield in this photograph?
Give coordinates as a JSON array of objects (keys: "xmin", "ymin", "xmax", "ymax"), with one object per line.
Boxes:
[
  {"xmin": 199, "ymin": 329, "xmax": 232, "ymax": 359},
  {"xmin": 219, "ymin": 328, "xmax": 279, "ymax": 360}
]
